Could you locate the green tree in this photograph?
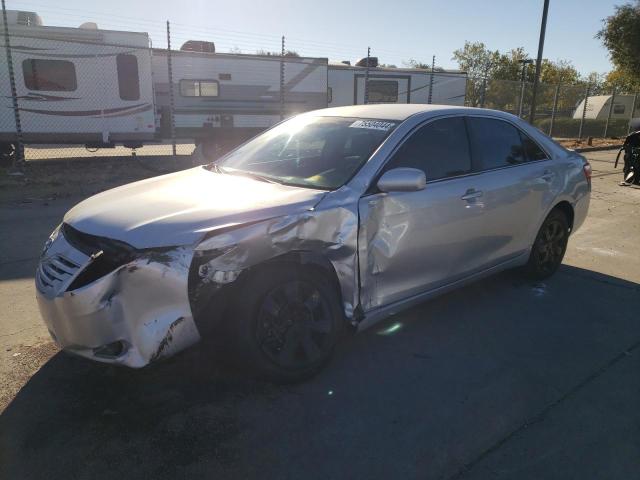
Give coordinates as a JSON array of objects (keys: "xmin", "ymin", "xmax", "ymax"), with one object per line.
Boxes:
[
  {"xmin": 597, "ymin": 1, "xmax": 640, "ymax": 82},
  {"xmin": 403, "ymin": 58, "xmax": 444, "ymax": 71},
  {"xmin": 603, "ymin": 67, "xmax": 640, "ymax": 92},
  {"xmin": 452, "ymin": 41, "xmax": 501, "ymax": 78},
  {"xmin": 540, "ymin": 59, "xmax": 580, "ymax": 85},
  {"xmin": 255, "ymin": 49, "xmax": 300, "ymax": 57}
]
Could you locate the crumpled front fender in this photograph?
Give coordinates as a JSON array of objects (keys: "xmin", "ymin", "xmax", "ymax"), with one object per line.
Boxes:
[{"xmin": 192, "ymin": 205, "xmax": 360, "ymax": 320}]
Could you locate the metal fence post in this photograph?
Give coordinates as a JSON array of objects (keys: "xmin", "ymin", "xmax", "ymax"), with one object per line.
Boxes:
[
  {"xmin": 280, "ymin": 35, "xmax": 285, "ymax": 120},
  {"xmin": 604, "ymin": 86, "xmax": 616, "ymax": 138},
  {"xmin": 166, "ymin": 21, "xmax": 177, "ymax": 158},
  {"xmin": 578, "ymin": 84, "xmax": 590, "ymax": 140},
  {"xmin": 480, "ymin": 78, "xmax": 487, "ymax": 108},
  {"xmin": 364, "ymin": 47, "xmax": 370, "ymax": 105},
  {"xmin": 2, "ymin": 0, "xmax": 24, "ymax": 166},
  {"xmin": 549, "ymin": 83, "xmax": 560, "ymax": 137},
  {"xmin": 427, "ymin": 55, "xmax": 435, "ymax": 104},
  {"xmin": 629, "ymin": 92, "xmax": 638, "ymax": 134}
]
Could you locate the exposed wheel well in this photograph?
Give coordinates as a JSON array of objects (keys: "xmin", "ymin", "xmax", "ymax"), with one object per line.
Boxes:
[
  {"xmin": 552, "ymin": 201, "xmax": 574, "ymax": 231},
  {"xmin": 251, "ymin": 251, "xmax": 344, "ymax": 304}
]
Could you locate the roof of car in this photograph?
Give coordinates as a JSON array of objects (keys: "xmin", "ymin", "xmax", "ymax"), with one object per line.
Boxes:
[{"xmin": 310, "ymin": 104, "xmax": 488, "ymax": 121}]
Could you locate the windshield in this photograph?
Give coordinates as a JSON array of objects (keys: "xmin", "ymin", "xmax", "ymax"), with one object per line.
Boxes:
[{"xmin": 215, "ymin": 116, "xmax": 398, "ymax": 189}]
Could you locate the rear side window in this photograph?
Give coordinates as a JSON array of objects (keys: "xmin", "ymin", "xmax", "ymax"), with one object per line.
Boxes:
[
  {"xmin": 116, "ymin": 54, "xmax": 140, "ymax": 100},
  {"xmin": 466, "ymin": 117, "xmax": 526, "ymax": 170},
  {"xmin": 520, "ymin": 133, "xmax": 548, "ymax": 161},
  {"xmin": 386, "ymin": 117, "xmax": 471, "ymax": 181},
  {"xmin": 22, "ymin": 59, "xmax": 77, "ymax": 91}
]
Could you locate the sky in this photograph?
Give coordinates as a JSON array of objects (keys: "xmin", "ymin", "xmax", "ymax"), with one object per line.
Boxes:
[{"xmin": 6, "ymin": 0, "xmax": 621, "ymax": 76}]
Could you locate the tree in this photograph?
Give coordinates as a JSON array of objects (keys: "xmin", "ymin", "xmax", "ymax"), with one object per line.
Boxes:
[
  {"xmin": 540, "ymin": 59, "xmax": 580, "ymax": 85},
  {"xmin": 255, "ymin": 49, "xmax": 300, "ymax": 57},
  {"xmin": 403, "ymin": 58, "xmax": 444, "ymax": 71},
  {"xmin": 603, "ymin": 67, "xmax": 640, "ymax": 92},
  {"xmin": 597, "ymin": 1, "xmax": 640, "ymax": 83},
  {"xmin": 452, "ymin": 41, "xmax": 501, "ymax": 78}
]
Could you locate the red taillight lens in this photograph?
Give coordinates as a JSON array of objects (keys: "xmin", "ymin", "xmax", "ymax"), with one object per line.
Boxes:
[{"xmin": 583, "ymin": 162, "xmax": 592, "ymax": 187}]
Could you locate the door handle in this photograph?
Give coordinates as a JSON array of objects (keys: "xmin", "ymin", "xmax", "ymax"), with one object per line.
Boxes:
[
  {"xmin": 540, "ymin": 169, "xmax": 555, "ymax": 182},
  {"xmin": 461, "ymin": 189, "xmax": 483, "ymax": 201}
]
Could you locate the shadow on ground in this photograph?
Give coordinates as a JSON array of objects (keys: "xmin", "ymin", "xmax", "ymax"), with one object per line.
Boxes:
[{"xmin": 1, "ymin": 265, "xmax": 639, "ymax": 480}]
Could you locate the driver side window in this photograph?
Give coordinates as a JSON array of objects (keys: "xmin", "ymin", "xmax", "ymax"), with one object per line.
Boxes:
[{"xmin": 386, "ymin": 117, "xmax": 472, "ymax": 181}]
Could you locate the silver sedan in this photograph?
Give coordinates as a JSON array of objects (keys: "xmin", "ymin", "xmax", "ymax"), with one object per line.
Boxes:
[{"xmin": 36, "ymin": 105, "xmax": 591, "ymax": 381}]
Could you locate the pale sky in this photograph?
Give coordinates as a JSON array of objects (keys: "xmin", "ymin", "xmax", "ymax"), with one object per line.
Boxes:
[{"xmin": 7, "ymin": 0, "xmax": 620, "ymax": 75}]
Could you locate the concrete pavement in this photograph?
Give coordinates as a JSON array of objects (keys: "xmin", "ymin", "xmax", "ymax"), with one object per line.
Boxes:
[{"xmin": 0, "ymin": 150, "xmax": 639, "ymax": 479}]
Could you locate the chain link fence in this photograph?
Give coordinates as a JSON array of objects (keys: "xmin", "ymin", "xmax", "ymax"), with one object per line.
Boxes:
[
  {"xmin": 1, "ymin": 3, "xmax": 639, "ymax": 169},
  {"xmin": 465, "ymin": 76, "xmax": 639, "ymax": 139}
]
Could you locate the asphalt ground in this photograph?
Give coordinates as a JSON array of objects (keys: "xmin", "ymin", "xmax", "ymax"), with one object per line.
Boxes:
[{"xmin": 0, "ymin": 149, "xmax": 639, "ymax": 479}]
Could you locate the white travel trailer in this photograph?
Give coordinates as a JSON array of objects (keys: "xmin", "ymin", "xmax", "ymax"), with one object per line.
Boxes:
[
  {"xmin": 0, "ymin": 12, "xmax": 156, "ymax": 148},
  {"xmin": 152, "ymin": 48, "xmax": 328, "ymax": 149},
  {"xmin": 573, "ymin": 94, "xmax": 640, "ymax": 120},
  {"xmin": 328, "ymin": 60, "xmax": 467, "ymax": 107}
]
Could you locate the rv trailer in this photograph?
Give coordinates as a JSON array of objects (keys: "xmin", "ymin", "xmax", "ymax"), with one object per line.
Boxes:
[
  {"xmin": 1, "ymin": 10, "xmax": 470, "ymax": 162},
  {"xmin": 0, "ymin": 14, "xmax": 155, "ymax": 149},
  {"xmin": 152, "ymin": 48, "xmax": 329, "ymax": 152},
  {"xmin": 327, "ymin": 60, "xmax": 467, "ymax": 107}
]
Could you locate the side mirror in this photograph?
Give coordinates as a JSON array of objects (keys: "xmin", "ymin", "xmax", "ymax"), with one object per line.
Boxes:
[{"xmin": 377, "ymin": 168, "xmax": 426, "ymax": 192}]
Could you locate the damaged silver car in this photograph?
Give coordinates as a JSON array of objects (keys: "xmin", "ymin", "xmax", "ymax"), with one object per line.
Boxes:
[{"xmin": 36, "ymin": 104, "xmax": 591, "ymax": 381}]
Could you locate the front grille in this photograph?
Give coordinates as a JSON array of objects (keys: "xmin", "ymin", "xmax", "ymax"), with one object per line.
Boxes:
[
  {"xmin": 61, "ymin": 223, "xmax": 140, "ymax": 290},
  {"xmin": 36, "ymin": 254, "xmax": 80, "ymax": 291}
]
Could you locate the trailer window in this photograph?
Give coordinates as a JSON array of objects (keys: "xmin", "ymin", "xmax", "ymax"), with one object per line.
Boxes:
[
  {"xmin": 613, "ymin": 104, "xmax": 625, "ymax": 115},
  {"xmin": 368, "ymin": 80, "xmax": 398, "ymax": 103},
  {"xmin": 180, "ymin": 79, "xmax": 219, "ymax": 97},
  {"xmin": 22, "ymin": 59, "xmax": 77, "ymax": 91},
  {"xmin": 116, "ymin": 54, "xmax": 140, "ymax": 100}
]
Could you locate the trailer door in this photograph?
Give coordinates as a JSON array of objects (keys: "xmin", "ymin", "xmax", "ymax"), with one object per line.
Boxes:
[{"xmin": 354, "ymin": 75, "xmax": 410, "ymax": 104}]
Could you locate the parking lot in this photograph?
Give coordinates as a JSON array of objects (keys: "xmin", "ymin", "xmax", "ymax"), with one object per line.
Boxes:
[{"xmin": 1, "ymin": 149, "xmax": 639, "ymax": 479}]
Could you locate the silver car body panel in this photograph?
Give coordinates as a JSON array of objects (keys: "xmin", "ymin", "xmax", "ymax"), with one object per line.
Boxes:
[
  {"xmin": 36, "ymin": 232, "xmax": 200, "ymax": 367},
  {"xmin": 36, "ymin": 105, "xmax": 591, "ymax": 367},
  {"xmin": 63, "ymin": 166, "xmax": 327, "ymax": 249}
]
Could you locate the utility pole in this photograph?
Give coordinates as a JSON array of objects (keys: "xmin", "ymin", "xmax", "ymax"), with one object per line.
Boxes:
[
  {"xmin": 517, "ymin": 58, "xmax": 533, "ymax": 118},
  {"xmin": 364, "ymin": 46, "xmax": 371, "ymax": 104},
  {"xmin": 528, "ymin": 0, "xmax": 550, "ymax": 124},
  {"xmin": 427, "ymin": 55, "xmax": 435, "ymax": 104}
]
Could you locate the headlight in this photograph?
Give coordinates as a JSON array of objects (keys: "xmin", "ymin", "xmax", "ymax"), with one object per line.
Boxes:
[{"xmin": 41, "ymin": 224, "xmax": 61, "ymax": 257}]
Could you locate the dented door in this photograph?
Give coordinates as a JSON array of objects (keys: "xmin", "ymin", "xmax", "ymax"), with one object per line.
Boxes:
[{"xmin": 358, "ymin": 175, "xmax": 485, "ymax": 311}]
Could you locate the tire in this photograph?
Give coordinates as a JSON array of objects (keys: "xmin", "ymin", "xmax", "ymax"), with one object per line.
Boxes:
[
  {"xmin": 524, "ymin": 209, "xmax": 570, "ymax": 280},
  {"xmin": 229, "ymin": 265, "xmax": 343, "ymax": 383}
]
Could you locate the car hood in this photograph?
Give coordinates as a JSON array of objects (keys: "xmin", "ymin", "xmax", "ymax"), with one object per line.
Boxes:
[{"xmin": 64, "ymin": 167, "xmax": 327, "ymax": 248}]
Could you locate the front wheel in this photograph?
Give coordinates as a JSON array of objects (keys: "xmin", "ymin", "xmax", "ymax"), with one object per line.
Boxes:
[
  {"xmin": 230, "ymin": 265, "xmax": 343, "ymax": 383},
  {"xmin": 524, "ymin": 209, "xmax": 570, "ymax": 280}
]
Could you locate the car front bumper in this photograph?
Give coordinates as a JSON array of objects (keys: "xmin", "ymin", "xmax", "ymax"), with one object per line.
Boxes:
[{"xmin": 35, "ymin": 231, "xmax": 201, "ymax": 367}]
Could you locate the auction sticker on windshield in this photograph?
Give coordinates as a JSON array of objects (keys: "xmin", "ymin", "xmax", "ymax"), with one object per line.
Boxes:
[{"xmin": 349, "ymin": 120, "xmax": 396, "ymax": 131}]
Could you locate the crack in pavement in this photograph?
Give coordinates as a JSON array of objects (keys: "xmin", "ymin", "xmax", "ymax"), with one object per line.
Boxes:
[{"xmin": 447, "ymin": 338, "xmax": 640, "ymax": 480}]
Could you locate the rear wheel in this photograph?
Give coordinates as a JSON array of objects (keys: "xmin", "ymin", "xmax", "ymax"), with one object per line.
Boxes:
[
  {"xmin": 230, "ymin": 265, "xmax": 342, "ymax": 383},
  {"xmin": 524, "ymin": 209, "xmax": 570, "ymax": 280}
]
